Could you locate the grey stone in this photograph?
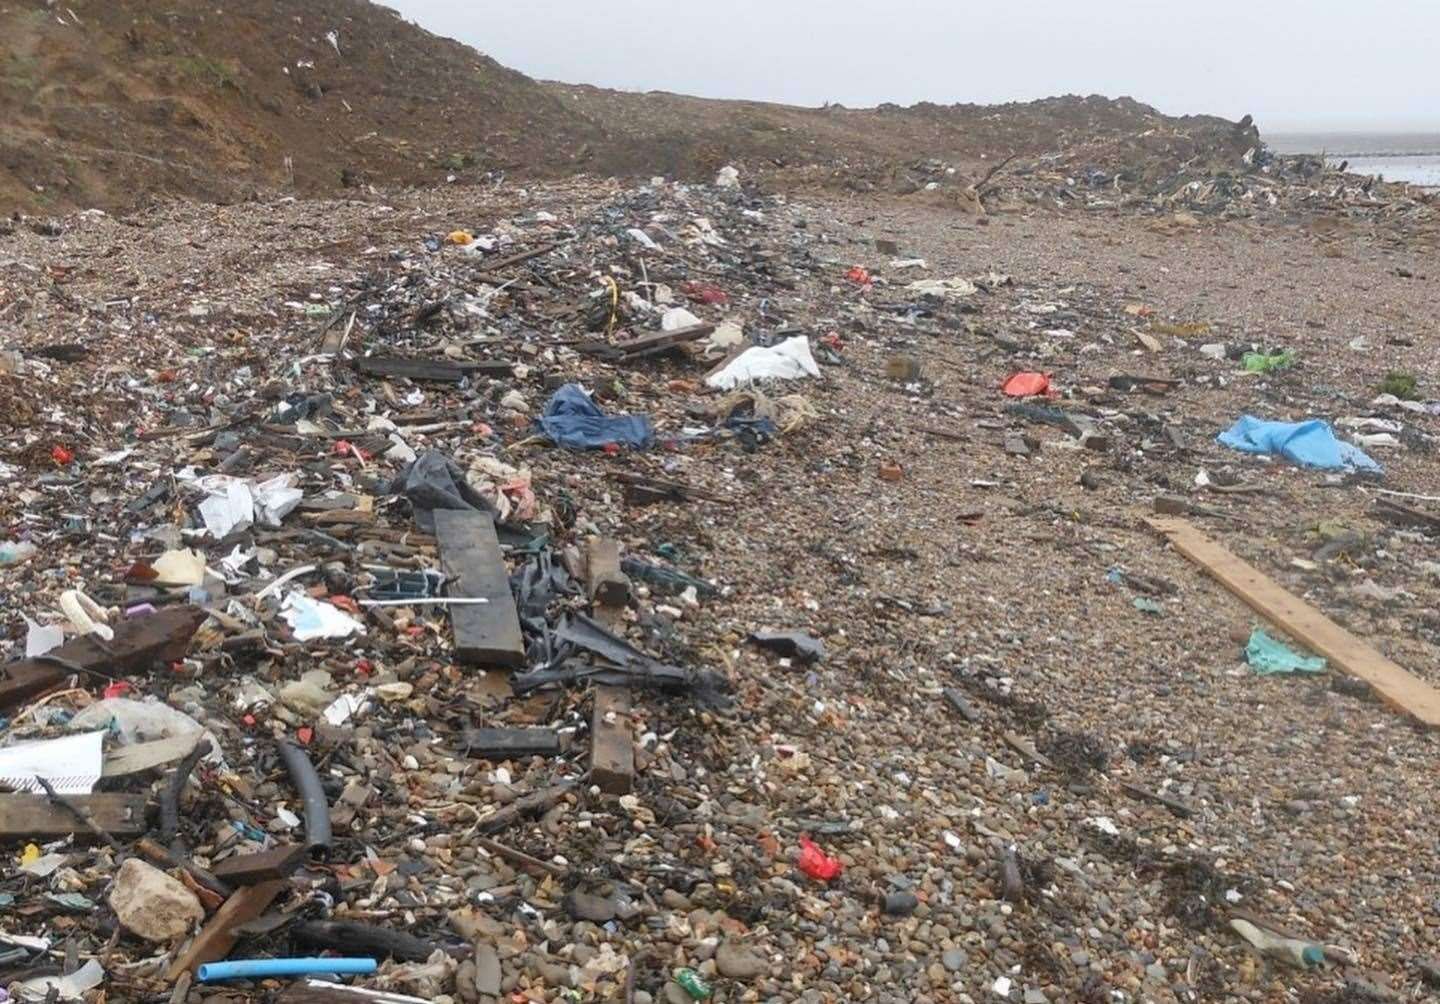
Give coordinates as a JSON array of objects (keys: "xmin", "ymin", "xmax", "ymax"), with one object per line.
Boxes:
[{"xmin": 716, "ymin": 940, "xmax": 768, "ymax": 980}]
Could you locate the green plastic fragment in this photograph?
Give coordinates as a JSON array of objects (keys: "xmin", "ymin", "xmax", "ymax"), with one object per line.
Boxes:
[
  {"xmin": 674, "ymin": 968, "xmax": 712, "ymax": 1000},
  {"xmin": 1245, "ymin": 628, "xmax": 1327, "ymax": 675},
  {"xmin": 1241, "ymin": 350, "xmax": 1294, "ymax": 373},
  {"xmin": 1133, "ymin": 597, "xmax": 1164, "ymax": 616}
]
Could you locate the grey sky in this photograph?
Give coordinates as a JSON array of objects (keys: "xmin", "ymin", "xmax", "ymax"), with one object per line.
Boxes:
[{"xmin": 383, "ymin": 1, "xmax": 1439, "ymax": 132}]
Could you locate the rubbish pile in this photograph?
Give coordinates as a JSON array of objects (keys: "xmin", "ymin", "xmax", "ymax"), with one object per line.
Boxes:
[{"xmin": 2, "ymin": 167, "xmax": 1439, "ymax": 1004}]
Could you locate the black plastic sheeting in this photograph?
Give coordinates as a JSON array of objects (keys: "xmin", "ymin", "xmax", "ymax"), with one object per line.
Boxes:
[
  {"xmin": 748, "ymin": 629, "xmax": 826, "ymax": 663},
  {"xmin": 506, "ymin": 549, "xmax": 728, "ymax": 705},
  {"xmin": 394, "ymin": 451, "xmax": 496, "ymax": 532}
]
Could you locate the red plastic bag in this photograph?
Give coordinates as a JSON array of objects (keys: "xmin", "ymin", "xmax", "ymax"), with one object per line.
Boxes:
[
  {"xmin": 1002, "ymin": 372, "xmax": 1052, "ymax": 398},
  {"xmin": 797, "ymin": 836, "xmax": 843, "ymax": 881},
  {"xmin": 680, "ymin": 280, "xmax": 729, "ymax": 305},
  {"xmin": 845, "ymin": 265, "xmax": 871, "ymax": 286}
]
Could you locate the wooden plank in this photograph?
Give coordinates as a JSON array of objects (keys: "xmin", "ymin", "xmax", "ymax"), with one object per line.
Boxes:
[
  {"xmin": 165, "ymin": 880, "xmax": 287, "ymax": 979},
  {"xmin": 585, "ymin": 537, "xmax": 631, "ymax": 613},
  {"xmin": 1, "ymin": 605, "xmax": 207, "ymax": 713},
  {"xmin": 482, "ymin": 242, "xmax": 558, "ymax": 271},
  {"xmin": 1148, "ymin": 516, "xmax": 1440, "ymax": 726},
  {"xmin": 135, "ymin": 837, "xmax": 232, "ymax": 900},
  {"xmin": 211, "ymin": 844, "xmax": 308, "ymax": 885},
  {"xmin": 612, "ymin": 323, "xmax": 714, "ymax": 359},
  {"xmin": 474, "ymin": 782, "xmax": 573, "ymax": 835},
  {"xmin": 0, "ymin": 663, "xmax": 65, "ymax": 714},
  {"xmin": 355, "ymin": 356, "xmax": 467, "ymax": 383},
  {"xmin": 0, "ymin": 794, "xmax": 148, "ymax": 839},
  {"xmin": 591, "ymin": 686, "xmax": 634, "ymax": 795},
  {"xmin": 434, "ymin": 509, "xmax": 525, "ymax": 668},
  {"xmin": 460, "ymin": 728, "xmax": 560, "ymax": 757},
  {"xmin": 102, "ymin": 734, "xmax": 201, "ymax": 778}
]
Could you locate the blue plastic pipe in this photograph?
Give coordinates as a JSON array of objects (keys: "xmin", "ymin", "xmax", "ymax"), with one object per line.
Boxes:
[{"xmin": 195, "ymin": 958, "xmax": 378, "ymax": 983}]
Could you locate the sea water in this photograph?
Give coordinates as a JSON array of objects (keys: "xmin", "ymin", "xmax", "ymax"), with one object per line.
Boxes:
[{"xmin": 1267, "ymin": 131, "xmax": 1440, "ymax": 188}]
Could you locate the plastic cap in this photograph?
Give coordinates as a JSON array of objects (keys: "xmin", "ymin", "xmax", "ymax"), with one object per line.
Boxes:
[{"xmin": 1302, "ymin": 945, "xmax": 1325, "ymax": 966}]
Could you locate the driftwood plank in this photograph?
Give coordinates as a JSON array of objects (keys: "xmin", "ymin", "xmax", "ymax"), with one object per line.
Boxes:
[
  {"xmin": 102, "ymin": 734, "xmax": 201, "ymax": 778},
  {"xmin": 591, "ymin": 686, "xmax": 635, "ymax": 795},
  {"xmin": 461, "ymin": 727, "xmax": 560, "ymax": 757},
  {"xmin": 585, "ymin": 537, "xmax": 631, "ymax": 612},
  {"xmin": 434, "ymin": 510, "xmax": 525, "ymax": 668},
  {"xmin": 1149, "ymin": 516, "xmax": 1440, "ymax": 727},
  {"xmin": 166, "ymin": 880, "xmax": 288, "ymax": 979},
  {"xmin": 211, "ymin": 844, "xmax": 308, "ymax": 885},
  {"xmin": 0, "ymin": 606, "xmax": 207, "ymax": 713},
  {"xmin": 0, "ymin": 794, "xmax": 148, "ymax": 839},
  {"xmin": 355, "ymin": 356, "xmax": 465, "ymax": 383}
]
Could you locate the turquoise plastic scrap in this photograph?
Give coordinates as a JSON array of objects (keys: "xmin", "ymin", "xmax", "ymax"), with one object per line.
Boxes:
[
  {"xmin": 1245, "ymin": 628, "xmax": 1327, "ymax": 675},
  {"xmin": 1217, "ymin": 415, "xmax": 1380, "ymax": 473}
]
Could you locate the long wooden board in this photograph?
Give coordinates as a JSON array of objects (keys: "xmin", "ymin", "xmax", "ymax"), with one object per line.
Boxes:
[
  {"xmin": 166, "ymin": 880, "xmax": 288, "ymax": 979},
  {"xmin": 0, "ymin": 794, "xmax": 149, "ymax": 839},
  {"xmin": 0, "ymin": 605, "xmax": 207, "ymax": 713},
  {"xmin": 355, "ymin": 356, "xmax": 514, "ymax": 383},
  {"xmin": 461, "ymin": 727, "xmax": 560, "ymax": 757},
  {"xmin": 434, "ymin": 509, "xmax": 525, "ymax": 668},
  {"xmin": 1148, "ymin": 516, "xmax": 1440, "ymax": 726},
  {"xmin": 102, "ymin": 734, "xmax": 201, "ymax": 777}
]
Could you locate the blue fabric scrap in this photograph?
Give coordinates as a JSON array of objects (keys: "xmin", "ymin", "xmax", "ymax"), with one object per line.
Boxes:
[
  {"xmin": 1217, "ymin": 415, "xmax": 1380, "ymax": 472},
  {"xmin": 537, "ymin": 384, "xmax": 654, "ymax": 450}
]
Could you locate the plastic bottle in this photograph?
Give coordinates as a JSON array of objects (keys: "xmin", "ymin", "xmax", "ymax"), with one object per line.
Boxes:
[
  {"xmin": 1229, "ymin": 917, "xmax": 1325, "ymax": 967},
  {"xmin": 0, "ymin": 541, "xmax": 37, "ymax": 565},
  {"xmin": 673, "ymin": 968, "xmax": 712, "ymax": 1000}
]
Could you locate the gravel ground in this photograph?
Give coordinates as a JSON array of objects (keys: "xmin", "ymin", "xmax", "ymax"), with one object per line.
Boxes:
[{"xmin": 1, "ymin": 178, "xmax": 1439, "ymax": 1004}]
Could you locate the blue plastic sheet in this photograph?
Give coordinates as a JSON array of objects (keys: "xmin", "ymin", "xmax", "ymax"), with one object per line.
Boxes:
[
  {"xmin": 1245, "ymin": 628, "xmax": 1327, "ymax": 675},
  {"xmin": 1217, "ymin": 415, "xmax": 1380, "ymax": 473},
  {"xmin": 537, "ymin": 384, "xmax": 654, "ymax": 450}
]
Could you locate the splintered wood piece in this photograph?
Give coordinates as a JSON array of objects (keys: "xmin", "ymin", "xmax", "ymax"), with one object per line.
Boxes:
[
  {"xmin": 1, "ymin": 605, "xmax": 207, "ymax": 712},
  {"xmin": 211, "ymin": 844, "xmax": 308, "ymax": 885},
  {"xmin": 592, "ymin": 685, "xmax": 635, "ymax": 795},
  {"xmin": 434, "ymin": 509, "xmax": 525, "ymax": 668},
  {"xmin": 1149, "ymin": 516, "xmax": 1440, "ymax": 727},
  {"xmin": 102, "ymin": 735, "xmax": 201, "ymax": 777},
  {"xmin": 585, "ymin": 537, "xmax": 631, "ymax": 613},
  {"xmin": 165, "ymin": 880, "xmax": 288, "ymax": 979}
]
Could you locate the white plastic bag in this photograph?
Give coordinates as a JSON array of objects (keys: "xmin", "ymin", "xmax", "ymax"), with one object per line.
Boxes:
[{"xmin": 705, "ymin": 336, "xmax": 821, "ymax": 391}]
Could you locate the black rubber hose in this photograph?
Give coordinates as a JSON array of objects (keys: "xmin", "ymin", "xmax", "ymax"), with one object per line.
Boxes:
[{"xmin": 277, "ymin": 740, "xmax": 332, "ymax": 855}]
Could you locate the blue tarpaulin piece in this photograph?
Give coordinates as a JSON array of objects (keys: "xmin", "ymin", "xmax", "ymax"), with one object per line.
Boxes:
[
  {"xmin": 1245, "ymin": 628, "xmax": 1327, "ymax": 675},
  {"xmin": 537, "ymin": 384, "xmax": 654, "ymax": 450},
  {"xmin": 1217, "ymin": 415, "xmax": 1380, "ymax": 473}
]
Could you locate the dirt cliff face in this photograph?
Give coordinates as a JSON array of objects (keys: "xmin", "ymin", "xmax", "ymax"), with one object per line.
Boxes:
[
  {"xmin": 0, "ymin": 0, "xmax": 1254, "ymax": 214},
  {"xmin": 0, "ymin": 0, "xmax": 602, "ymax": 212}
]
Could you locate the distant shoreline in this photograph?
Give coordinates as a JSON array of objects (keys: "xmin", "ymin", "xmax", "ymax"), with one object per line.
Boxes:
[{"xmin": 1267, "ymin": 132, "xmax": 1440, "ymax": 157}]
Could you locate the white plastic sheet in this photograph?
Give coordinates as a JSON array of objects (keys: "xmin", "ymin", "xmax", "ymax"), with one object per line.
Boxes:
[
  {"xmin": 0, "ymin": 731, "xmax": 104, "ymax": 794},
  {"xmin": 705, "ymin": 335, "xmax": 821, "ymax": 391},
  {"xmin": 281, "ymin": 591, "xmax": 366, "ymax": 641}
]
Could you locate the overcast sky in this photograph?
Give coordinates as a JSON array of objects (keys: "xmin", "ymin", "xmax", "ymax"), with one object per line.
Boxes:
[{"xmin": 382, "ymin": 1, "xmax": 1438, "ymax": 133}]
